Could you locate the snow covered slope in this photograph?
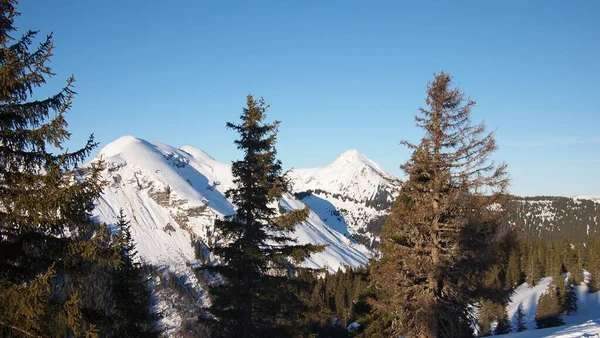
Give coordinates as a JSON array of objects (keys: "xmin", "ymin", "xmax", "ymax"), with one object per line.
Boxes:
[
  {"xmin": 288, "ymin": 149, "xmax": 399, "ymax": 245},
  {"xmin": 91, "ymin": 136, "xmax": 371, "ymax": 274},
  {"xmin": 502, "ymin": 275, "xmax": 600, "ymax": 337}
]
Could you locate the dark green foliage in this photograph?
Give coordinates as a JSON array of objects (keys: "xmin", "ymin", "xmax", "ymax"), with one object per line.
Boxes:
[
  {"xmin": 477, "ymin": 300, "xmax": 496, "ymax": 336},
  {"xmin": 525, "ymin": 243, "xmax": 544, "ymax": 286},
  {"xmin": 562, "ymin": 277, "xmax": 578, "ymax": 315},
  {"xmin": 535, "ymin": 283, "xmax": 564, "ymax": 329},
  {"xmin": 588, "ymin": 271, "xmax": 600, "ymax": 294},
  {"xmin": 573, "ymin": 243, "xmax": 586, "ymax": 285},
  {"xmin": 515, "ymin": 303, "xmax": 527, "ymax": 332},
  {"xmin": 478, "ymin": 299, "xmax": 512, "ymax": 336},
  {"xmin": 493, "ymin": 306, "xmax": 512, "ymax": 335},
  {"xmin": 506, "ymin": 249, "xmax": 522, "ymax": 288},
  {"xmin": 199, "ymin": 95, "xmax": 323, "ymax": 338},
  {"xmin": 111, "ymin": 210, "xmax": 160, "ymax": 337},
  {"xmin": 0, "ymin": 1, "xmax": 119, "ymax": 336},
  {"xmin": 282, "ymin": 267, "xmax": 372, "ymax": 337}
]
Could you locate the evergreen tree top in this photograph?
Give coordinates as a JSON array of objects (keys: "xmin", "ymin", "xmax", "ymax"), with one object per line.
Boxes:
[{"xmin": 0, "ymin": 1, "xmax": 118, "ymax": 335}]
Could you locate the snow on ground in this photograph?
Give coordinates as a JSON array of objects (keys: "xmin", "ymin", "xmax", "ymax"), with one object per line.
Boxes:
[{"xmin": 504, "ymin": 275, "xmax": 600, "ymax": 337}]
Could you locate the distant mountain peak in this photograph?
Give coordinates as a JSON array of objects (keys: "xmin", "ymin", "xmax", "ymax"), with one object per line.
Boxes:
[
  {"xmin": 329, "ymin": 148, "xmax": 390, "ymax": 177},
  {"xmin": 97, "ymin": 135, "xmax": 144, "ymax": 158},
  {"xmin": 332, "ymin": 149, "xmax": 364, "ymax": 164}
]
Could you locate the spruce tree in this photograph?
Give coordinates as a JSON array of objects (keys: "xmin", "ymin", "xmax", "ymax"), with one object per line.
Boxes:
[
  {"xmin": 525, "ymin": 245, "xmax": 543, "ymax": 286},
  {"xmin": 548, "ymin": 242, "xmax": 563, "ymax": 277},
  {"xmin": 587, "ymin": 235, "xmax": 600, "ymax": 293},
  {"xmin": 562, "ymin": 277, "xmax": 577, "ymax": 315},
  {"xmin": 111, "ymin": 209, "xmax": 160, "ymax": 337},
  {"xmin": 506, "ymin": 249, "xmax": 522, "ymax": 288},
  {"xmin": 492, "ymin": 305, "xmax": 512, "ymax": 335},
  {"xmin": 477, "ymin": 300, "xmax": 495, "ymax": 336},
  {"xmin": 200, "ymin": 95, "xmax": 323, "ymax": 338},
  {"xmin": 369, "ymin": 72, "xmax": 509, "ymax": 337},
  {"xmin": 588, "ymin": 271, "xmax": 599, "ymax": 294},
  {"xmin": 515, "ymin": 303, "xmax": 527, "ymax": 332},
  {"xmin": 535, "ymin": 284, "xmax": 564, "ymax": 329},
  {"xmin": 0, "ymin": 1, "xmax": 118, "ymax": 336},
  {"xmin": 561, "ymin": 237, "xmax": 578, "ymax": 277}
]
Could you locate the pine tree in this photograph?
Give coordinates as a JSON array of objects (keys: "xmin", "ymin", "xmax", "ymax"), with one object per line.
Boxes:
[
  {"xmin": 111, "ymin": 209, "xmax": 160, "ymax": 337},
  {"xmin": 200, "ymin": 95, "xmax": 324, "ymax": 338},
  {"xmin": 562, "ymin": 277, "xmax": 578, "ymax": 315},
  {"xmin": 515, "ymin": 303, "xmax": 527, "ymax": 332},
  {"xmin": 587, "ymin": 235, "xmax": 600, "ymax": 293},
  {"xmin": 492, "ymin": 304, "xmax": 512, "ymax": 335},
  {"xmin": 587, "ymin": 235, "xmax": 600, "ymax": 273},
  {"xmin": 573, "ymin": 243, "xmax": 586, "ymax": 285},
  {"xmin": 535, "ymin": 284, "xmax": 564, "ymax": 329},
  {"xmin": 0, "ymin": 1, "xmax": 118, "ymax": 336},
  {"xmin": 561, "ymin": 236, "xmax": 578, "ymax": 276},
  {"xmin": 477, "ymin": 300, "xmax": 495, "ymax": 336},
  {"xmin": 525, "ymin": 245, "xmax": 543, "ymax": 286},
  {"xmin": 588, "ymin": 271, "xmax": 599, "ymax": 294},
  {"xmin": 506, "ymin": 249, "xmax": 522, "ymax": 288},
  {"xmin": 369, "ymin": 72, "xmax": 509, "ymax": 338},
  {"xmin": 548, "ymin": 242, "xmax": 563, "ymax": 277}
]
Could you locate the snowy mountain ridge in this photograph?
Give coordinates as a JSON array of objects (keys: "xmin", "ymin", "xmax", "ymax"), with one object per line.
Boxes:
[
  {"xmin": 288, "ymin": 149, "xmax": 399, "ymax": 244},
  {"xmin": 90, "ymin": 136, "xmax": 378, "ymax": 333},
  {"xmin": 92, "ymin": 136, "xmax": 372, "ymax": 274}
]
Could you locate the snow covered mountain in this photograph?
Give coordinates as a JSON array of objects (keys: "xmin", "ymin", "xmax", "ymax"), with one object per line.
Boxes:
[
  {"xmin": 89, "ymin": 136, "xmax": 377, "ymax": 333},
  {"xmin": 288, "ymin": 149, "xmax": 399, "ymax": 246},
  {"xmin": 91, "ymin": 136, "xmax": 372, "ymax": 275}
]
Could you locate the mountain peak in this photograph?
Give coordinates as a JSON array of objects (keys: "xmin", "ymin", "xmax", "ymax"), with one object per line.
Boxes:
[
  {"xmin": 179, "ymin": 145, "xmax": 216, "ymax": 162},
  {"xmin": 97, "ymin": 135, "xmax": 145, "ymax": 158},
  {"xmin": 332, "ymin": 149, "xmax": 366, "ymax": 164},
  {"xmin": 330, "ymin": 149, "xmax": 390, "ymax": 177}
]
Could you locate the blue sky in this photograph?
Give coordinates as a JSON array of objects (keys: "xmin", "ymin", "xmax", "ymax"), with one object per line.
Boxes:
[{"xmin": 17, "ymin": 0, "xmax": 599, "ymax": 196}]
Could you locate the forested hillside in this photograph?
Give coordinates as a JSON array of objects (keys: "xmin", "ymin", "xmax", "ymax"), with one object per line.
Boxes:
[{"xmin": 503, "ymin": 197, "xmax": 600, "ymax": 243}]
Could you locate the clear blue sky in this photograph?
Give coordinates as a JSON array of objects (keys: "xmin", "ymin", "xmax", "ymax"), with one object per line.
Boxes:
[{"xmin": 17, "ymin": 0, "xmax": 599, "ymax": 197}]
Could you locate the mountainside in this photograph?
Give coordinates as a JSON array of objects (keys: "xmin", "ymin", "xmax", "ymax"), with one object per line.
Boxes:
[
  {"xmin": 503, "ymin": 196, "xmax": 600, "ymax": 243},
  {"xmin": 288, "ymin": 149, "xmax": 399, "ymax": 246},
  {"xmin": 89, "ymin": 136, "xmax": 373, "ymax": 333},
  {"xmin": 92, "ymin": 136, "xmax": 372, "ymax": 273}
]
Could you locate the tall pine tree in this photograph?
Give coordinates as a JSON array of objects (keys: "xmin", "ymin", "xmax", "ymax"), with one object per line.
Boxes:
[
  {"xmin": 535, "ymin": 284, "xmax": 564, "ymax": 329},
  {"xmin": 200, "ymin": 95, "xmax": 323, "ymax": 338},
  {"xmin": 111, "ymin": 209, "xmax": 160, "ymax": 337},
  {"xmin": 515, "ymin": 303, "xmax": 527, "ymax": 332},
  {"xmin": 0, "ymin": 0, "xmax": 118, "ymax": 336},
  {"xmin": 369, "ymin": 72, "xmax": 509, "ymax": 338}
]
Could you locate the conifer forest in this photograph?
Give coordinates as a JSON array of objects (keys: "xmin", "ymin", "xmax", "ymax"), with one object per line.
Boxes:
[{"xmin": 1, "ymin": 1, "xmax": 599, "ymax": 337}]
